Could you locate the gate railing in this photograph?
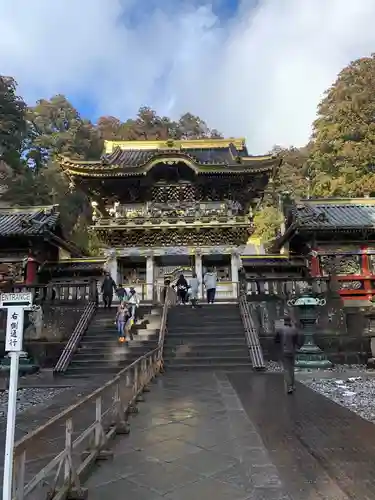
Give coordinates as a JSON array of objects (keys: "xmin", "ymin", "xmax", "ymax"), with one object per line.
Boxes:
[
  {"xmin": 239, "ymin": 292, "xmax": 265, "ymax": 370},
  {"xmin": 11, "ymin": 289, "xmax": 173, "ymax": 499},
  {"xmin": 11, "ymin": 281, "xmax": 98, "ymax": 303},
  {"xmin": 244, "ymin": 277, "xmax": 329, "ymax": 298}
]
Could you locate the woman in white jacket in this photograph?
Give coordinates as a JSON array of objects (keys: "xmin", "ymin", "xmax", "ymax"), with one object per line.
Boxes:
[{"xmin": 127, "ymin": 287, "xmax": 140, "ymax": 324}]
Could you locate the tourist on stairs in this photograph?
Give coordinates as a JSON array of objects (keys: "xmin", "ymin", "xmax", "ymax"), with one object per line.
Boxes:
[
  {"xmin": 176, "ymin": 274, "xmax": 188, "ymax": 304},
  {"xmin": 127, "ymin": 287, "xmax": 140, "ymax": 327},
  {"xmin": 102, "ymin": 272, "xmax": 117, "ymax": 308},
  {"xmin": 274, "ymin": 315, "xmax": 304, "ymax": 394},
  {"xmin": 116, "ymin": 283, "xmax": 127, "ymax": 303},
  {"xmin": 204, "ymin": 268, "xmax": 217, "ymax": 304},
  {"xmin": 115, "ymin": 302, "xmax": 128, "ymax": 342},
  {"xmin": 188, "ymin": 273, "xmax": 200, "ymax": 308}
]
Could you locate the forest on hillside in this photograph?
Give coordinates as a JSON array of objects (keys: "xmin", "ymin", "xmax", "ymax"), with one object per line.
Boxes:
[{"xmin": 1, "ymin": 54, "xmax": 375, "ymax": 252}]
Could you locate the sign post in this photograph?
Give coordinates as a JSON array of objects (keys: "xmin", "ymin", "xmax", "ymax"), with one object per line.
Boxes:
[{"xmin": 0, "ymin": 292, "xmax": 32, "ymax": 500}]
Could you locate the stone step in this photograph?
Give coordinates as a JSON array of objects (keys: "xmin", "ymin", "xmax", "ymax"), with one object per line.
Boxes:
[
  {"xmin": 167, "ymin": 323, "xmax": 243, "ymax": 332},
  {"xmin": 74, "ymin": 346, "xmax": 158, "ymax": 361},
  {"xmin": 165, "ymin": 331, "xmax": 246, "ymax": 339},
  {"xmin": 164, "ymin": 338, "xmax": 248, "ymax": 347},
  {"xmin": 64, "ymin": 366, "xmax": 127, "ymax": 375},
  {"xmin": 77, "ymin": 340, "xmax": 158, "ymax": 350},
  {"xmin": 163, "ymin": 350, "xmax": 249, "ymax": 359},
  {"xmin": 163, "ymin": 362, "xmax": 253, "ymax": 372}
]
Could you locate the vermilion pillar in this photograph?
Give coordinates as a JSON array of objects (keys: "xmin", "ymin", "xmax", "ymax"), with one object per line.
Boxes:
[
  {"xmin": 310, "ymin": 249, "xmax": 321, "ymax": 277},
  {"xmin": 25, "ymin": 256, "xmax": 39, "ymax": 284},
  {"xmin": 361, "ymin": 246, "xmax": 372, "ymax": 295}
]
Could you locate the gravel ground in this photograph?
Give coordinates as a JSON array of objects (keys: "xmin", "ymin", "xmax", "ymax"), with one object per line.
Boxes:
[
  {"xmin": 300, "ymin": 376, "xmax": 375, "ymax": 423},
  {"xmin": 266, "ymin": 361, "xmax": 375, "ymax": 423},
  {"xmin": 266, "ymin": 360, "xmax": 368, "ymax": 374},
  {"xmin": 0, "ymin": 387, "xmax": 69, "ymax": 418}
]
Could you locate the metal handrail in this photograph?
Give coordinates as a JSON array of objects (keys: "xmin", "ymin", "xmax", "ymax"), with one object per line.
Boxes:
[
  {"xmin": 157, "ymin": 287, "xmax": 176, "ymax": 363},
  {"xmin": 239, "ymin": 292, "xmax": 265, "ymax": 370},
  {"xmin": 12, "ymin": 349, "xmax": 163, "ymax": 499},
  {"xmin": 53, "ymin": 301, "xmax": 97, "ymax": 374}
]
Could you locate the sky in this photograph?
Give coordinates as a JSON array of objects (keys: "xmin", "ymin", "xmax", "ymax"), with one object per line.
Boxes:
[{"xmin": 1, "ymin": 0, "xmax": 375, "ymax": 153}]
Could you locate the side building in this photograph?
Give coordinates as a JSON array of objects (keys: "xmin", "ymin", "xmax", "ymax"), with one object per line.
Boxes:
[
  {"xmin": 274, "ymin": 197, "xmax": 375, "ymax": 304},
  {"xmin": 59, "ymin": 138, "xmax": 281, "ymax": 301},
  {"xmin": 0, "ymin": 205, "xmax": 86, "ymax": 287}
]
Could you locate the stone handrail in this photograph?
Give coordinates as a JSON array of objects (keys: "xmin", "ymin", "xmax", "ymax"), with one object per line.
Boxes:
[
  {"xmin": 239, "ymin": 292, "xmax": 265, "ymax": 369},
  {"xmin": 53, "ymin": 301, "xmax": 97, "ymax": 374}
]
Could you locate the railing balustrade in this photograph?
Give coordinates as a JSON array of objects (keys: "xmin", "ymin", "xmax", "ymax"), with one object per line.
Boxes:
[
  {"xmin": 54, "ymin": 302, "xmax": 97, "ymax": 374},
  {"xmin": 239, "ymin": 292, "xmax": 265, "ymax": 369},
  {"xmin": 244, "ymin": 277, "xmax": 330, "ymax": 298},
  {"xmin": 10, "ymin": 286, "xmax": 171, "ymax": 499},
  {"xmin": 11, "ymin": 281, "xmax": 98, "ymax": 304}
]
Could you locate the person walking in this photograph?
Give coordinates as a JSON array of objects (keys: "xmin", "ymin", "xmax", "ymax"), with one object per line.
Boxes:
[
  {"xmin": 176, "ymin": 274, "xmax": 188, "ymax": 305},
  {"xmin": 203, "ymin": 268, "xmax": 217, "ymax": 304},
  {"xmin": 188, "ymin": 272, "xmax": 200, "ymax": 308},
  {"xmin": 275, "ymin": 315, "xmax": 304, "ymax": 394},
  {"xmin": 116, "ymin": 283, "xmax": 127, "ymax": 303},
  {"xmin": 127, "ymin": 287, "xmax": 140, "ymax": 328},
  {"xmin": 101, "ymin": 272, "xmax": 117, "ymax": 308},
  {"xmin": 115, "ymin": 302, "xmax": 128, "ymax": 342}
]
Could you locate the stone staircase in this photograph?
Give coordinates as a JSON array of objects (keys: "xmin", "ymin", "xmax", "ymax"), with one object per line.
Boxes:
[
  {"xmin": 163, "ymin": 304, "xmax": 252, "ymax": 371},
  {"xmin": 63, "ymin": 306, "xmax": 161, "ymax": 377}
]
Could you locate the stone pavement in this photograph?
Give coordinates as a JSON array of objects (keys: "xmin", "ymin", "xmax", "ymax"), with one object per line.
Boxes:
[
  {"xmin": 229, "ymin": 373, "xmax": 375, "ymax": 499},
  {"xmin": 85, "ymin": 373, "xmax": 290, "ymax": 500},
  {"xmin": 85, "ymin": 371, "xmax": 375, "ymax": 500}
]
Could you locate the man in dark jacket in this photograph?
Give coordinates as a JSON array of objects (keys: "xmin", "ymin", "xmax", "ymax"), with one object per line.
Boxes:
[
  {"xmin": 101, "ymin": 272, "xmax": 117, "ymax": 308},
  {"xmin": 275, "ymin": 315, "xmax": 304, "ymax": 394}
]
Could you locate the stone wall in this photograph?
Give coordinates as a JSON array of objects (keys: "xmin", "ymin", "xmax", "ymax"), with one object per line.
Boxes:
[
  {"xmin": 0, "ymin": 303, "xmax": 87, "ymax": 364},
  {"xmin": 249, "ymin": 296, "xmax": 371, "ymax": 365}
]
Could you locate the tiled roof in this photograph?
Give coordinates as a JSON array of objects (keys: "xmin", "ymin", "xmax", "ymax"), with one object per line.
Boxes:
[
  {"xmin": 102, "ymin": 145, "xmax": 257, "ymax": 167},
  {"xmin": 0, "ymin": 206, "xmax": 60, "ymax": 237},
  {"xmin": 293, "ymin": 202, "xmax": 375, "ymax": 230}
]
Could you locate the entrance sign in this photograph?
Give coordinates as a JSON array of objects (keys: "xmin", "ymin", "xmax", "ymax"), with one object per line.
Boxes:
[
  {"xmin": 1, "ymin": 295, "xmax": 31, "ymax": 500},
  {"xmin": 0, "ymin": 292, "xmax": 32, "ymax": 308},
  {"xmin": 5, "ymin": 307, "xmax": 24, "ymax": 352}
]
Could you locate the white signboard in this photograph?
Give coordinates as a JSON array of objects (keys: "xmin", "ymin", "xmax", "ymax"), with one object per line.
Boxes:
[
  {"xmin": 4, "ymin": 307, "xmax": 24, "ymax": 352},
  {"xmin": 0, "ymin": 292, "xmax": 32, "ymax": 308}
]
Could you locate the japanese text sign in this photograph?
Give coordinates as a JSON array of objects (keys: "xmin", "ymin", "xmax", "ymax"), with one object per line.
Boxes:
[{"xmin": 5, "ymin": 307, "xmax": 25, "ymax": 352}]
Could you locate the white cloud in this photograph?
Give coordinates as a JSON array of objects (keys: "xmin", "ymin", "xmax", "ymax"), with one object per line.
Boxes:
[{"xmin": 0, "ymin": 0, "xmax": 374, "ymax": 153}]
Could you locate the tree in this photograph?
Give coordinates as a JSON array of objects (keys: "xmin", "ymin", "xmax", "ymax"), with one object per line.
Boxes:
[
  {"xmin": 252, "ymin": 206, "xmax": 283, "ymax": 243},
  {"xmin": 0, "ymin": 76, "xmax": 27, "ymax": 169},
  {"xmin": 176, "ymin": 112, "xmax": 222, "ymax": 139},
  {"xmin": 26, "ymin": 95, "xmax": 102, "ymax": 169},
  {"xmin": 97, "ymin": 107, "xmax": 223, "ymax": 142},
  {"xmin": 4, "ymin": 95, "xmax": 103, "ymax": 251},
  {"xmin": 309, "ymin": 55, "xmax": 375, "ymax": 197}
]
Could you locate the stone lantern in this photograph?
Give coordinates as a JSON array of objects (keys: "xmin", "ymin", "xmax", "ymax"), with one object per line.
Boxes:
[{"xmin": 287, "ymin": 288, "xmax": 332, "ymax": 369}]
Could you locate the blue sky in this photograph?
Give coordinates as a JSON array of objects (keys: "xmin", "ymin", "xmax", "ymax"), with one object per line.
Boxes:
[
  {"xmin": 0, "ymin": 0, "xmax": 374, "ymax": 153},
  {"xmin": 69, "ymin": 0, "xmax": 241, "ymax": 121}
]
